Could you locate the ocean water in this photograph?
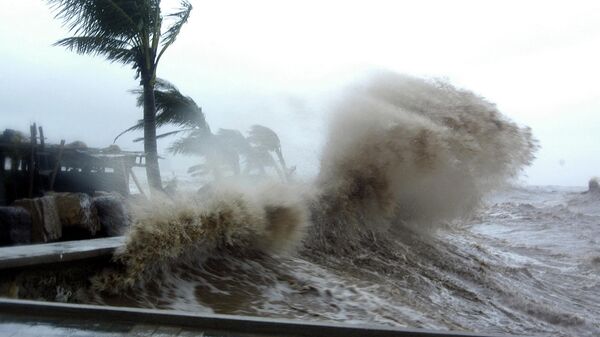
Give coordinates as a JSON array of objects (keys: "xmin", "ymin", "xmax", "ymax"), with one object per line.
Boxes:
[
  {"xmin": 89, "ymin": 185, "xmax": 599, "ymax": 337},
  {"xmin": 78, "ymin": 73, "xmax": 598, "ymax": 336}
]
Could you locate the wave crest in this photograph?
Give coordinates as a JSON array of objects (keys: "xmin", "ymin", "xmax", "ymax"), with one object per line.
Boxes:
[{"xmin": 310, "ymin": 73, "xmax": 537, "ymax": 247}]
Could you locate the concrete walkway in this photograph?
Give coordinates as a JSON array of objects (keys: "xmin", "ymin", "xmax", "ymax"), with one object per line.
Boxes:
[{"xmin": 0, "ymin": 237, "xmax": 124, "ymax": 270}]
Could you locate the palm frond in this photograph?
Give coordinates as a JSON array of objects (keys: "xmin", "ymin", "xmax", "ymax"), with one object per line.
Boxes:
[
  {"xmin": 247, "ymin": 124, "xmax": 281, "ymax": 152},
  {"xmin": 116, "ymin": 79, "xmax": 209, "ymax": 142},
  {"xmin": 156, "ymin": 1, "xmax": 192, "ymax": 63},
  {"xmin": 155, "ymin": 78, "xmax": 178, "ymax": 91},
  {"xmin": 134, "ymin": 79, "xmax": 208, "ymax": 129},
  {"xmin": 216, "ymin": 129, "xmax": 251, "ymax": 153},
  {"xmin": 132, "ymin": 128, "xmax": 196, "ymax": 142},
  {"xmin": 54, "ymin": 36, "xmax": 137, "ymax": 64},
  {"xmin": 113, "ymin": 121, "xmax": 143, "ymax": 143},
  {"xmin": 168, "ymin": 130, "xmax": 212, "ymax": 155},
  {"xmin": 48, "ymin": 0, "xmax": 151, "ymax": 40}
]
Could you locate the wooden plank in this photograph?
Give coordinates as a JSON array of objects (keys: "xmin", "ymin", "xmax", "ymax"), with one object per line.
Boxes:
[
  {"xmin": 0, "ymin": 299, "xmax": 511, "ymax": 337},
  {"xmin": 27, "ymin": 124, "xmax": 37, "ymax": 198},
  {"xmin": 0, "ymin": 236, "xmax": 124, "ymax": 270}
]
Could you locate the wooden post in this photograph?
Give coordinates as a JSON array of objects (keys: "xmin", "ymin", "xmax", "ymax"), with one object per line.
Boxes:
[
  {"xmin": 128, "ymin": 167, "xmax": 147, "ymax": 199},
  {"xmin": 28, "ymin": 124, "xmax": 37, "ymax": 198},
  {"xmin": 38, "ymin": 126, "xmax": 49, "ymax": 171},
  {"xmin": 49, "ymin": 140, "xmax": 65, "ymax": 191},
  {"xmin": 0, "ymin": 151, "xmax": 5, "ymax": 206},
  {"xmin": 38, "ymin": 126, "xmax": 45, "ymax": 150}
]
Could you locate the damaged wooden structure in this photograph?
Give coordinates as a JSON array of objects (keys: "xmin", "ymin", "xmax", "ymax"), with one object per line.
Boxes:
[
  {"xmin": 0, "ymin": 125, "xmax": 146, "ymax": 206},
  {"xmin": 0, "ymin": 125, "xmax": 141, "ymax": 246}
]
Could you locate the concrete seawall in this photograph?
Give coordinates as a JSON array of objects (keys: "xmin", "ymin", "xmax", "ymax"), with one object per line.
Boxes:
[
  {"xmin": 0, "ymin": 298, "xmax": 511, "ymax": 337},
  {"xmin": 0, "ymin": 237, "xmax": 124, "ymax": 270},
  {"xmin": 0, "ymin": 239, "xmax": 518, "ymax": 337}
]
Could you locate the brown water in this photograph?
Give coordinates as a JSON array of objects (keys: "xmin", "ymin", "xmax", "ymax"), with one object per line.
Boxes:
[{"xmin": 82, "ymin": 73, "xmax": 600, "ymax": 336}]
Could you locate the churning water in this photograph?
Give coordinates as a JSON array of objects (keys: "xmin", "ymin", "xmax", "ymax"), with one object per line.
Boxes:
[{"xmin": 87, "ymin": 73, "xmax": 598, "ymax": 336}]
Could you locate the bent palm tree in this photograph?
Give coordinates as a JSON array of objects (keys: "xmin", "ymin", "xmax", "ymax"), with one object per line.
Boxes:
[
  {"xmin": 116, "ymin": 81, "xmax": 290, "ymax": 182},
  {"xmin": 170, "ymin": 129, "xmax": 246, "ymax": 179},
  {"xmin": 248, "ymin": 125, "xmax": 290, "ymax": 181},
  {"xmin": 172, "ymin": 125, "xmax": 290, "ymax": 182},
  {"xmin": 48, "ymin": 0, "xmax": 193, "ymax": 192}
]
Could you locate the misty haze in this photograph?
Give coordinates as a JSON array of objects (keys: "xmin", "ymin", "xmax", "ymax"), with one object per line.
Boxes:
[{"xmin": 0, "ymin": 1, "xmax": 599, "ymax": 337}]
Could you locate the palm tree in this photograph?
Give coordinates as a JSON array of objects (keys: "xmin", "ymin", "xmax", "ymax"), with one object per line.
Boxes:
[
  {"xmin": 247, "ymin": 125, "xmax": 290, "ymax": 181},
  {"xmin": 116, "ymin": 81, "xmax": 291, "ymax": 182},
  {"xmin": 170, "ymin": 129, "xmax": 246, "ymax": 180},
  {"xmin": 171, "ymin": 125, "xmax": 290, "ymax": 182},
  {"xmin": 48, "ymin": 0, "xmax": 193, "ymax": 192}
]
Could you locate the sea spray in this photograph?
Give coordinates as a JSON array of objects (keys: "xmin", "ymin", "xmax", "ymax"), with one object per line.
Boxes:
[
  {"xmin": 6, "ymin": 73, "xmax": 600, "ymax": 335},
  {"xmin": 95, "ymin": 71, "xmax": 537, "ymax": 291},
  {"xmin": 307, "ymin": 72, "xmax": 537, "ymax": 252},
  {"xmin": 92, "ymin": 182, "xmax": 311, "ymax": 292}
]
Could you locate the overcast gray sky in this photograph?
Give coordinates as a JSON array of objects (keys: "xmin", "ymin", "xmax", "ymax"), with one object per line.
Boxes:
[{"xmin": 1, "ymin": 0, "xmax": 599, "ymax": 186}]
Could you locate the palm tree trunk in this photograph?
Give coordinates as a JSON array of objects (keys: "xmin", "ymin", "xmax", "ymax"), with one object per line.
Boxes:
[{"xmin": 142, "ymin": 77, "xmax": 162, "ymax": 193}]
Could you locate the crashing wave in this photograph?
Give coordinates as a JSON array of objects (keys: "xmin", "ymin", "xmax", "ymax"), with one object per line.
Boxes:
[
  {"xmin": 93, "ymin": 182, "xmax": 310, "ymax": 291},
  {"xmin": 307, "ymin": 72, "xmax": 537, "ymax": 251},
  {"xmin": 97, "ymin": 71, "xmax": 537, "ymax": 289}
]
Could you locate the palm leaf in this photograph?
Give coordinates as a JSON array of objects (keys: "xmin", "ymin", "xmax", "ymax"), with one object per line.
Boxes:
[
  {"xmin": 115, "ymin": 79, "xmax": 209, "ymax": 142},
  {"xmin": 247, "ymin": 124, "xmax": 281, "ymax": 152},
  {"xmin": 168, "ymin": 130, "xmax": 212, "ymax": 155},
  {"xmin": 54, "ymin": 36, "xmax": 137, "ymax": 64},
  {"xmin": 216, "ymin": 129, "xmax": 251, "ymax": 153},
  {"xmin": 156, "ymin": 1, "xmax": 192, "ymax": 63},
  {"xmin": 131, "ymin": 128, "xmax": 196, "ymax": 142},
  {"xmin": 113, "ymin": 122, "xmax": 143, "ymax": 143},
  {"xmin": 48, "ymin": 0, "xmax": 148, "ymax": 40}
]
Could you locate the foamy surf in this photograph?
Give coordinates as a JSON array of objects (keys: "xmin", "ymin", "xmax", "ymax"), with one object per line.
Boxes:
[{"xmin": 92, "ymin": 182, "xmax": 311, "ymax": 291}]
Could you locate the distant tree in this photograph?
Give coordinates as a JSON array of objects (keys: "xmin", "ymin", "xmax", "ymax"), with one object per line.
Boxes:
[
  {"xmin": 247, "ymin": 125, "xmax": 290, "ymax": 181},
  {"xmin": 48, "ymin": 0, "xmax": 193, "ymax": 192},
  {"xmin": 171, "ymin": 126, "xmax": 289, "ymax": 182},
  {"xmin": 117, "ymin": 80, "xmax": 290, "ymax": 182}
]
